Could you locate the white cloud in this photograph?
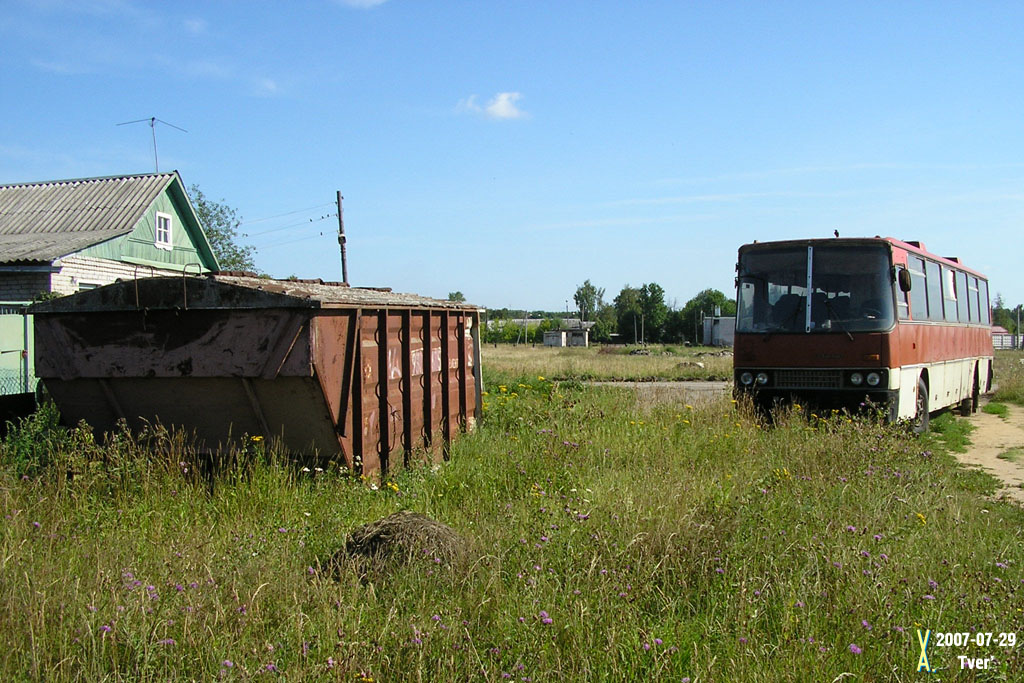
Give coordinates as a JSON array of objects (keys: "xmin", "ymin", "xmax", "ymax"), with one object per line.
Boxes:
[
  {"xmin": 334, "ymin": 0, "xmax": 388, "ymax": 7},
  {"xmin": 183, "ymin": 18, "xmax": 208, "ymax": 35},
  {"xmin": 252, "ymin": 77, "xmax": 281, "ymax": 97},
  {"xmin": 484, "ymin": 92, "xmax": 526, "ymax": 119},
  {"xmin": 456, "ymin": 92, "xmax": 528, "ymax": 120}
]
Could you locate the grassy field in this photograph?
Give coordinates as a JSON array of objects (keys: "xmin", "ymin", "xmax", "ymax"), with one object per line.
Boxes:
[
  {"xmin": 1, "ymin": 357, "xmax": 1022, "ymax": 680},
  {"xmin": 481, "ymin": 344, "xmax": 733, "ymax": 381}
]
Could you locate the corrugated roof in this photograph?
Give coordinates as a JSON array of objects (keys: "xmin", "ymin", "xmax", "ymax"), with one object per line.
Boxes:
[
  {"xmin": 213, "ymin": 274, "xmax": 484, "ymax": 310},
  {"xmin": 29, "ymin": 274, "xmax": 484, "ymax": 314},
  {"xmin": 0, "ymin": 173, "xmax": 175, "ymax": 263}
]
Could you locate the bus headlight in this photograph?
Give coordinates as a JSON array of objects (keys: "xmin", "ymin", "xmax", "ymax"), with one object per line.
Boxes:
[
  {"xmin": 740, "ymin": 372, "xmax": 754, "ymax": 386},
  {"xmin": 866, "ymin": 372, "xmax": 881, "ymax": 387},
  {"xmin": 756, "ymin": 372, "xmax": 769, "ymax": 386},
  {"xmin": 850, "ymin": 372, "xmax": 863, "ymax": 386}
]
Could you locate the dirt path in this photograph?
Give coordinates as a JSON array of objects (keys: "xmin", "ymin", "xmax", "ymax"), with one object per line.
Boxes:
[{"xmin": 957, "ymin": 398, "xmax": 1024, "ymax": 505}]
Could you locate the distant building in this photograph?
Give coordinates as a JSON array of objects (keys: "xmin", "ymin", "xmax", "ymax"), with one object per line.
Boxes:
[
  {"xmin": 0, "ymin": 172, "xmax": 219, "ymax": 396},
  {"xmin": 702, "ymin": 316, "xmax": 735, "ymax": 347},
  {"xmin": 543, "ymin": 319, "xmax": 594, "ymax": 347},
  {"xmin": 992, "ymin": 325, "xmax": 1019, "ymax": 350}
]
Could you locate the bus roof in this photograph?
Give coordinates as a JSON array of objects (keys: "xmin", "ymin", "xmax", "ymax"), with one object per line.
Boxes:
[{"xmin": 737, "ymin": 236, "xmax": 988, "ymax": 280}]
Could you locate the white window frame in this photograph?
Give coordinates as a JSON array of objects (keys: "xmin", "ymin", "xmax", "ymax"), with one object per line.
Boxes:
[{"xmin": 155, "ymin": 212, "xmax": 173, "ymax": 251}]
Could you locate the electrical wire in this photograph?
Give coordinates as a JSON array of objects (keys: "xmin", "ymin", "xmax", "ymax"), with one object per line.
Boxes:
[
  {"xmin": 240, "ymin": 203, "xmax": 334, "ymax": 226},
  {"xmin": 246, "ymin": 213, "xmax": 337, "ymax": 238}
]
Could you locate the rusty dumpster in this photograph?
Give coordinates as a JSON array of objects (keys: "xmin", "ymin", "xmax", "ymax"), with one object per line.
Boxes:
[{"xmin": 29, "ymin": 274, "xmax": 483, "ymax": 475}]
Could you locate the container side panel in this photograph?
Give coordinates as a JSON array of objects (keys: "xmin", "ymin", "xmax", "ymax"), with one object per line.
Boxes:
[
  {"xmin": 251, "ymin": 376, "xmax": 346, "ymax": 458},
  {"xmin": 309, "ymin": 313, "xmax": 351, "ymax": 425},
  {"xmin": 358, "ymin": 313, "xmax": 382, "ymax": 475},
  {"xmin": 34, "ymin": 310, "xmax": 311, "ymax": 379},
  {"xmin": 385, "ymin": 311, "xmax": 404, "ymax": 469}
]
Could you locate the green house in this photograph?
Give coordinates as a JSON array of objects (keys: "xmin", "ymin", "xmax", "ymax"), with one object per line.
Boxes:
[{"xmin": 0, "ymin": 171, "xmax": 219, "ymax": 395}]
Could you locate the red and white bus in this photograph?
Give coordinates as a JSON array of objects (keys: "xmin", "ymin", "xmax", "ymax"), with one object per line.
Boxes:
[{"xmin": 733, "ymin": 237, "xmax": 993, "ymax": 430}]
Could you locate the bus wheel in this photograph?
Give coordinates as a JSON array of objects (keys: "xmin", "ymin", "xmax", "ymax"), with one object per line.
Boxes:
[{"xmin": 912, "ymin": 377, "xmax": 929, "ymax": 434}]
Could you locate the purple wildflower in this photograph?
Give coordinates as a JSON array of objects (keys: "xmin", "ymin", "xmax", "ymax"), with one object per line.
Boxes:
[
  {"xmin": 849, "ymin": 643, "xmax": 862, "ymax": 654},
  {"xmin": 157, "ymin": 638, "xmax": 176, "ymax": 646}
]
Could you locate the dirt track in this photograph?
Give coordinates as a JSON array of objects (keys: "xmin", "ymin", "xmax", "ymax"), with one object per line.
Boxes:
[{"xmin": 957, "ymin": 398, "xmax": 1024, "ymax": 505}]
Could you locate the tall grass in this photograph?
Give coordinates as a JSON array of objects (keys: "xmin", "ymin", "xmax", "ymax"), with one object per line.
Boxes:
[
  {"xmin": 993, "ymin": 350, "xmax": 1024, "ymax": 405},
  {"xmin": 0, "ymin": 371, "xmax": 1021, "ymax": 680},
  {"xmin": 482, "ymin": 344, "xmax": 733, "ymax": 381}
]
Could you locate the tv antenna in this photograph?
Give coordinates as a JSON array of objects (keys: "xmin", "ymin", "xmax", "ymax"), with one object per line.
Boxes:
[{"xmin": 116, "ymin": 117, "xmax": 187, "ymax": 172}]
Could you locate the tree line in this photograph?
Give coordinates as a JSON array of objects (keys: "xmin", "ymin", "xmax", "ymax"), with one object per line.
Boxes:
[{"xmin": 484, "ymin": 279, "xmax": 736, "ymax": 345}]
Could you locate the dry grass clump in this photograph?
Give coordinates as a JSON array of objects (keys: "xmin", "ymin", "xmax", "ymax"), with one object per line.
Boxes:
[{"xmin": 335, "ymin": 510, "xmax": 468, "ymax": 577}]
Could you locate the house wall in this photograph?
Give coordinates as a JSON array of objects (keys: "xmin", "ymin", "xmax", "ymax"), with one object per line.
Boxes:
[
  {"xmin": 0, "ymin": 272, "xmax": 51, "ymax": 303},
  {"xmin": 78, "ymin": 190, "xmax": 215, "ymax": 272},
  {"xmin": 50, "ymin": 255, "xmax": 180, "ymax": 295}
]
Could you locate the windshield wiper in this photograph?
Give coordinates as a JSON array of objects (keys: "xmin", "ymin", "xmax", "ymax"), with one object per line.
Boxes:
[{"xmin": 822, "ymin": 298, "xmax": 854, "ymax": 341}]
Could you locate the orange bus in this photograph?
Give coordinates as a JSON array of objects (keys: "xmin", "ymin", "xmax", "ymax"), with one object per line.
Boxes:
[{"xmin": 733, "ymin": 237, "xmax": 993, "ymax": 431}]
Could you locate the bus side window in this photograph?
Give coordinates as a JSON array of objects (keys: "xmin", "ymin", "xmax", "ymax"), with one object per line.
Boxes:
[
  {"xmin": 979, "ymin": 280, "xmax": 990, "ymax": 325},
  {"xmin": 942, "ymin": 267, "xmax": 958, "ymax": 323},
  {"xmin": 908, "ymin": 258, "xmax": 928, "ymax": 320},
  {"xmin": 968, "ymin": 277, "xmax": 981, "ymax": 323},
  {"xmin": 955, "ymin": 271, "xmax": 969, "ymax": 323},
  {"xmin": 924, "ymin": 260, "xmax": 942, "ymax": 321},
  {"xmin": 896, "ymin": 268, "xmax": 910, "ymax": 320}
]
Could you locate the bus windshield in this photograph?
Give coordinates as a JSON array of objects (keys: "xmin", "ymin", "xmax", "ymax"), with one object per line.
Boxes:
[{"xmin": 736, "ymin": 244, "xmax": 895, "ymax": 334}]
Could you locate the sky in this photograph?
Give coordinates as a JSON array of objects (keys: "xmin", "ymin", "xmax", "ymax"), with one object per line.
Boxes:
[{"xmin": 2, "ymin": 0, "xmax": 1023, "ymax": 312}]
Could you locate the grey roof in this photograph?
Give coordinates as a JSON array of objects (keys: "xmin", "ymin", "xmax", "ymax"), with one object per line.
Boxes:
[
  {"xmin": 29, "ymin": 273, "xmax": 484, "ymax": 314},
  {"xmin": 0, "ymin": 173, "xmax": 176, "ymax": 263},
  {"xmin": 214, "ymin": 274, "xmax": 484, "ymax": 310}
]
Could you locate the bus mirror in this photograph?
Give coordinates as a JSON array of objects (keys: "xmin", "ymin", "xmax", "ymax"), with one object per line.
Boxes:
[{"xmin": 898, "ymin": 268, "xmax": 912, "ymax": 292}]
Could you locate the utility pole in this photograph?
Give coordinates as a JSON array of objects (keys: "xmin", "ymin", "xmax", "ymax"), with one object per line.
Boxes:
[{"xmin": 336, "ymin": 191, "xmax": 348, "ymax": 285}]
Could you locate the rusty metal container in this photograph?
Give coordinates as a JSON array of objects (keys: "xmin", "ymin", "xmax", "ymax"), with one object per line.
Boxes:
[{"xmin": 30, "ymin": 274, "xmax": 483, "ymax": 475}]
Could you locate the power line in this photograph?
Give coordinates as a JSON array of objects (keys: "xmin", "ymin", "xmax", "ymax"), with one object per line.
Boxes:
[
  {"xmin": 257, "ymin": 232, "xmax": 326, "ymax": 249},
  {"xmin": 246, "ymin": 213, "xmax": 337, "ymax": 238},
  {"xmin": 240, "ymin": 203, "xmax": 335, "ymax": 226}
]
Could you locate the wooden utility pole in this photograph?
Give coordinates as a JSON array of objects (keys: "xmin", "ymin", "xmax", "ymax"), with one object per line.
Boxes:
[{"xmin": 336, "ymin": 191, "xmax": 348, "ymax": 285}]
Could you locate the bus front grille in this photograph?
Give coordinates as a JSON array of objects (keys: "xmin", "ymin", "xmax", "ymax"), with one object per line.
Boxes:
[{"xmin": 774, "ymin": 370, "xmax": 843, "ymax": 389}]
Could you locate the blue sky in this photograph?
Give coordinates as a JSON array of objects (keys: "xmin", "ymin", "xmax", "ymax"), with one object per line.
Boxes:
[{"xmin": 2, "ymin": 0, "xmax": 1023, "ymax": 311}]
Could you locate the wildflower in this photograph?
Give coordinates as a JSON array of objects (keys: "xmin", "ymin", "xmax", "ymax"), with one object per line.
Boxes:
[
  {"xmin": 849, "ymin": 643, "xmax": 862, "ymax": 654},
  {"xmin": 923, "ymin": 594, "xmax": 935, "ymax": 600},
  {"xmin": 654, "ymin": 638, "xmax": 662, "ymax": 645},
  {"xmin": 916, "ymin": 513, "xmax": 926, "ymax": 525},
  {"xmin": 158, "ymin": 638, "xmax": 176, "ymax": 646},
  {"xmin": 739, "ymin": 637, "xmax": 748, "ymax": 644},
  {"xmin": 861, "ymin": 620, "xmax": 871, "ymax": 630},
  {"xmin": 643, "ymin": 642, "xmax": 650, "ymax": 651},
  {"xmin": 928, "ymin": 579, "xmax": 937, "ymax": 589},
  {"xmin": 100, "ymin": 624, "xmax": 112, "ymax": 633},
  {"xmin": 996, "ymin": 561, "xmax": 1008, "ymax": 569},
  {"xmin": 251, "ymin": 435, "xmax": 264, "ymax": 443},
  {"xmin": 222, "ymin": 660, "xmax": 233, "ymax": 668}
]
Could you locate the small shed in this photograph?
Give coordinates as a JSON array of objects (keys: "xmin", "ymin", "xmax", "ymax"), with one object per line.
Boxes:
[
  {"xmin": 702, "ymin": 316, "xmax": 735, "ymax": 347},
  {"xmin": 543, "ymin": 320, "xmax": 593, "ymax": 347},
  {"xmin": 30, "ymin": 274, "xmax": 483, "ymax": 476}
]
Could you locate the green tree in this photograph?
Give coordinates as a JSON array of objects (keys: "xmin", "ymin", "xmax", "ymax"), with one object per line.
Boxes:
[
  {"xmin": 188, "ymin": 184, "xmax": 257, "ymax": 272},
  {"xmin": 992, "ymin": 293, "xmax": 1017, "ymax": 333},
  {"xmin": 614, "ymin": 285, "xmax": 642, "ymax": 343},
  {"xmin": 573, "ymin": 280, "xmax": 605, "ymax": 321},
  {"xmin": 638, "ymin": 282, "xmax": 668, "ymax": 343},
  {"xmin": 448, "ymin": 291, "xmax": 466, "ymax": 302},
  {"xmin": 677, "ymin": 288, "xmax": 737, "ymax": 344},
  {"xmin": 592, "ymin": 303, "xmax": 617, "ymax": 343}
]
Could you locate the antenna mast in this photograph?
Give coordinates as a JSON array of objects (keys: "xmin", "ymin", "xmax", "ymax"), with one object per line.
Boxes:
[{"xmin": 116, "ymin": 117, "xmax": 187, "ymax": 172}]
